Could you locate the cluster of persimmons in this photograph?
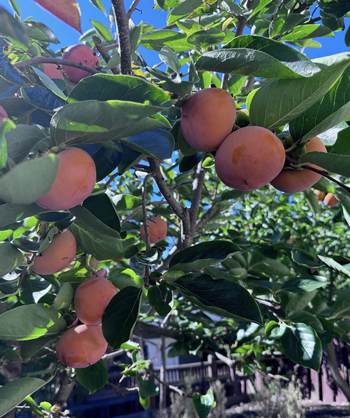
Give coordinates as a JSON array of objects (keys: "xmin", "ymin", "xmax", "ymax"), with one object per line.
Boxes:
[
  {"xmin": 180, "ymin": 87, "xmax": 327, "ymax": 194},
  {"xmin": 314, "ymin": 190, "xmax": 339, "ymax": 206}
]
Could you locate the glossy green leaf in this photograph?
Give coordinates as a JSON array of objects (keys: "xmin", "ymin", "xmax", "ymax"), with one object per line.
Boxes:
[
  {"xmin": 169, "ymin": 241, "xmax": 240, "ymax": 271},
  {"xmin": 102, "ymin": 286, "xmax": 142, "ymax": 349},
  {"xmin": 265, "ymin": 320, "xmax": 287, "ymax": 339},
  {"xmin": 0, "ymin": 154, "xmax": 59, "ymax": 204},
  {"xmin": 285, "ymin": 290, "xmax": 318, "ymax": 315},
  {"xmin": 0, "ymin": 203, "xmax": 49, "ymax": 228},
  {"xmin": 188, "ymin": 28, "xmax": 225, "ymax": 49},
  {"xmin": 20, "ymin": 336, "xmax": 55, "ymax": 361},
  {"xmin": 148, "ymin": 282, "xmax": 173, "ymax": 316},
  {"xmin": 108, "ymin": 268, "xmax": 143, "ymax": 289},
  {"xmin": 141, "ymin": 29, "xmax": 193, "ymax": 52},
  {"xmin": 0, "ymin": 377, "xmax": 48, "ymax": 417},
  {"xmin": 91, "ymin": 20, "xmax": 112, "ymax": 42},
  {"xmin": 280, "ymin": 24, "xmax": 333, "ymax": 42},
  {"xmin": 300, "ymin": 151, "xmax": 350, "ymax": 177},
  {"xmin": 75, "ymin": 360, "xmax": 108, "ymax": 393},
  {"xmin": 23, "ymin": 21, "xmax": 59, "ymax": 44},
  {"xmin": 333, "ymin": 288, "xmax": 350, "ymax": 318},
  {"xmin": 0, "ymin": 6, "xmax": 28, "ymax": 46},
  {"xmin": 169, "ymin": 273, "xmax": 262, "ymax": 324},
  {"xmin": 167, "ymin": 0, "xmax": 203, "ymax": 25},
  {"xmin": 51, "ymin": 100, "xmax": 173, "ymax": 146},
  {"xmin": 159, "ymin": 46, "xmax": 181, "ymax": 72},
  {"xmin": 52, "ymin": 283, "xmax": 74, "ymax": 310},
  {"xmin": 6, "ymin": 124, "xmax": 47, "ymax": 164},
  {"xmin": 193, "ymin": 389, "xmax": 214, "ymax": 418},
  {"xmin": 288, "ymin": 311, "xmax": 323, "ymax": 332},
  {"xmin": 69, "ymin": 206, "xmax": 124, "ymax": 260},
  {"xmin": 280, "ymin": 323, "xmax": 322, "ymax": 371},
  {"xmin": 9, "ymin": 0, "xmax": 21, "ymax": 16},
  {"xmin": 57, "ymin": 266, "xmax": 92, "ymax": 283},
  {"xmin": 136, "ymin": 372, "xmax": 159, "ymax": 398},
  {"xmin": 0, "ymin": 303, "xmax": 67, "ymax": 340},
  {"xmin": 83, "ymin": 193, "xmax": 121, "ymax": 233},
  {"xmin": 0, "ymin": 242, "xmax": 24, "ymax": 277},
  {"xmin": 280, "ymin": 276, "xmax": 328, "ymax": 293},
  {"xmin": 250, "ymin": 52, "xmax": 350, "ymax": 129},
  {"xmin": 290, "ymin": 67, "xmax": 350, "ymax": 142}
]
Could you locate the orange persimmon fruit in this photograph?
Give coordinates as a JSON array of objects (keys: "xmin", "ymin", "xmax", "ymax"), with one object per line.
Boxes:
[
  {"xmin": 62, "ymin": 45, "xmax": 100, "ymax": 83},
  {"xmin": 180, "ymin": 88, "xmax": 236, "ymax": 152},
  {"xmin": 31, "ymin": 230, "xmax": 76, "ymax": 275},
  {"xmin": 215, "ymin": 126, "xmax": 285, "ymax": 191},
  {"xmin": 140, "ymin": 217, "xmax": 167, "ymax": 243},
  {"xmin": 270, "ymin": 136, "xmax": 327, "ymax": 193}
]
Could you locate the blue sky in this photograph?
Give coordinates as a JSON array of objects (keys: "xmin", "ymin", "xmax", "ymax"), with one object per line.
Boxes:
[{"xmin": 0, "ymin": 0, "xmax": 349, "ymax": 64}]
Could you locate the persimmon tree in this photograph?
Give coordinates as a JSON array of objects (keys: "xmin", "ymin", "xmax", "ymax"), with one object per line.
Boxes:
[{"xmin": 1, "ymin": 0, "xmax": 350, "ymax": 417}]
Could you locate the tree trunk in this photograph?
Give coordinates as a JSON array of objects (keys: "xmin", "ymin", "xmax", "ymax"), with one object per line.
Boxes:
[{"xmin": 53, "ymin": 371, "xmax": 76, "ymax": 408}]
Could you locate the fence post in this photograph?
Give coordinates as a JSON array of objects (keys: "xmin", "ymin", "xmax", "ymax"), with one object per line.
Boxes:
[{"xmin": 208, "ymin": 354, "xmax": 217, "ymax": 379}]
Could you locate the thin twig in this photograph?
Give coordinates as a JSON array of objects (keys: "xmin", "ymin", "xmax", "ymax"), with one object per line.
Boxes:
[
  {"xmin": 142, "ymin": 174, "xmax": 152, "ymax": 288},
  {"xmin": 146, "ymin": 368, "xmax": 193, "ymax": 398},
  {"xmin": 127, "ymin": 0, "xmax": 142, "ymax": 18},
  {"xmin": 111, "ymin": 0, "xmax": 132, "ymax": 75},
  {"xmin": 190, "ymin": 160, "xmax": 206, "ymax": 235},
  {"xmin": 14, "ymin": 57, "xmax": 100, "ymax": 75}
]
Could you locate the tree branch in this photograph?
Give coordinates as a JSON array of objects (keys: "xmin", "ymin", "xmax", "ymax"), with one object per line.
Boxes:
[
  {"xmin": 14, "ymin": 57, "xmax": 100, "ymax": 75},
  {"xmin": 146, "ymin": 368, "xmax": 193, "ymax": 398},
  {"xmin": 127, "ymin": 0, "xmax": 142, "ymax": 18},
  {"xmin": 148, "ymin": 158, "xmax": 192, "ymax": 248},
  {"xmin": 196, "ymin": 206, "xmax": 219, "ymax": 231},
  {"xmin": 142, "ymin": 174, "xmax": 152, "ymax": 288},
  {"xmin": 92, "ymin": 35, "xmax": 119, "ymax": 74},
  {"xmin": 111, "ymin": 0, "xmax": 132, "ymax": 75},
  {"xmin": 190, "ymin": 161, "xmax": 206, "ymax": 235}
]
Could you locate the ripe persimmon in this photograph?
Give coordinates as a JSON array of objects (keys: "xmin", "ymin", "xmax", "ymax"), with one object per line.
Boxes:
[
  {"xmin": 324, "ymin": 193, "xmax": 339, "ymax": 207},
  {"xmin": 74, "ymin": 277, "xmax": 117, "ymax": 325},
  {"xmin": 31, "ymin": 230, "xmax": 76, "ymax": 275},
  {"xmin": 56, "ymin": 324, "xmax": 107, "ymax": 368},
  {"xmin": 62, "ymin": 45, "xmax": 100, "ymax": 83},
  {"xmin": 140, "ymin": 217, "xmax": 167, "ymax": 243},
  {"xmin": 215, "ymin": 126, "xmax": 285, "ymax": 191},
  {"xmin": 35, "ymin": 147, "xmax": 96, "ymax": 211},
  {"xmin": 180, "ymin": 88, "xmax": 236, "ymax": 152},
  {"xmin": 43, "ymin": 63, "xmax": 64, "ymax": 80},
  {"xmin": 314, "ymin": 190, "xmax": 325, "ymax": 201},
  {"xmin": 270, "ymin": 136, "xmax": 327, "ymax": 193}
]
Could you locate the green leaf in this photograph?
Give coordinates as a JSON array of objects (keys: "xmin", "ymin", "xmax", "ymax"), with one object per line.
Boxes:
[
  {"xmin": 0, "ymin": 119, "xmax": 16, "ymax": 169},
  {"xmin": 288, "ymin": 311, "xmax": 323, "ymax": 332},
  {"xmin": 289, "ymin": 67, "xmax": 350, "ymax": 143},
  {"xmin": 188, "ymin": 28, "xmax": 225, "ymax": 49},
  {"xmin": 57, "ymin": 266, "xmax": 92, "ymax": 283},
  {"xmin": 139, "ymin": 394, "xmax": 150, "ymax": 409},
  {"xmin": 280, "ymin": 276, "xmax": 328, "ymax": 293},
  {"xmin": 169, "ymin": 273, "xmax": 262, "ymax": 324},
  {"xmin": 31, "ymin": 67, "xmax": 67, "ymax": 101},
  {"xmin": 193, "ymin": 389, "xmax": 214, "ymax": 418},
  {"xmin": 0, "ymin": 5, "xmax": 28, "ymax": 46},
  {"xmin": 129, "ymin": 20, "xmax": 143, "ymax": 55},
  {"xmin": 91, "ymin": 20, "xmax": 113, "ymax": 42},
  {"xmin": 292, "ymin": 250, "xmax": 323, "ymax": 268},
  {"xmin": 280, "ymin": 24, "xmax": 333, "ymax": 42},
  {"xmin": 198, "ymin": 36, "xmax": 319, "ymax": 78},
  {"xmin": 250, "ymin": 52, "xmax": 350, "ymax": 130},
  {"xmin": 136, "ymin": 372, "xmax": 160, "ymax": 398},
  {"xmin": 333, "ymin": 288, "xmax": 350, "ymax": 318},
  {"xmin": 119, "ymin": 129, "xmax": 174, "ymax": 161},
  {"xmin": 0, "ymin": 203, "xmax": 49, "ymax": 229},
  {"xmin": 67, "ymin": 74, "xmax": 174, "ymax": 104},
  {"xmin": 6, "ymin": 124, "xmax": 47, "ymax": 164},
  {"xmin": 0, "ymin": 377, "xmax": 48, "ymax": 417},
  {"xmin": 52, "ymin": 283, "xmax": 74, "ymax": 310},
  {"xmin": 148, "ymin": 282, "xmax": 173, "ymax": 316},
  {"xmin": 83, "ymin": 193, "xmax": 121, "ymax": 233},
  {"xmin": 0, "ymin": 303, "xmax": 67, "ymax": 340},
  {"xmin": 250, "ymin": 258, "xmax": 292, "ymax": 276},
  {"xmin": 75, "ymin": 360, "xmax": 108, "ymax": 393},
  {"xmin": 137, "ymin": 248, "xmax": 162, "ymax": 267},
  {"xmin": 285, "ymin": 290, "xmax": 318, "ymax": 315},
  {"xmin": 330, "ymin": 126, "xmax": 350, "ymax": 155},
  {"xmin": 280, "ymin": 323, "xmax": 322, "ymax": 371},
  {"xmin": 51, "ymin": 100, "xmax": 173, "ymax": 146},
  {"xmin": 9, "ymin": 0, "xmax": 21, "ymax": 16},
  {"xmin": 169, "ymin": 241, "xmax": 240, "ymax": 271},
  {"xmin": 113, "ymin": 194, "xmax": 142, "ymax": 211},
  {"xmin": 141, "ymin": 29, "xmax": 193, "ymax": 52},
  {"xmin": 300, "ymin": 151, "xmax": 350, "ymax": 177},
  {"xmin": 159, "ymin": 46, "xmax": 181, "ymax": 73},
  {"xmin": 167, "ymin": 0, "xmax": 203, "ymax": 25},
  {"xmin": 102, "ymin": 286, "xmax": 142, "ymax": 349},
  {"xmin": 0, "ymin": 155, "xmax": 59, "ymax": 204},
  {"xmin": 25, "ymin": 396, "xmax": 44, "ymax": 416},
  {"xmin": 108, "ymin": 268, "xmax": 143, "ymax": 289},
  {"xmin": 69, "ymin": 206, "xmax": 124, "ymax": 260},
  {"xmin": 0, "ymin": 242, "xmax": 24, "ymax": 277},
  {"xmin": 89, "ymin": 0, "xmax": 105, "ymax": 12},
  {"xmin": 265, "ymin": 321, "xmax": 287, "ymax": 339},
  {"xmin": 318, "ymin": 256, "xmax": 350, "ymax": 278}
]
